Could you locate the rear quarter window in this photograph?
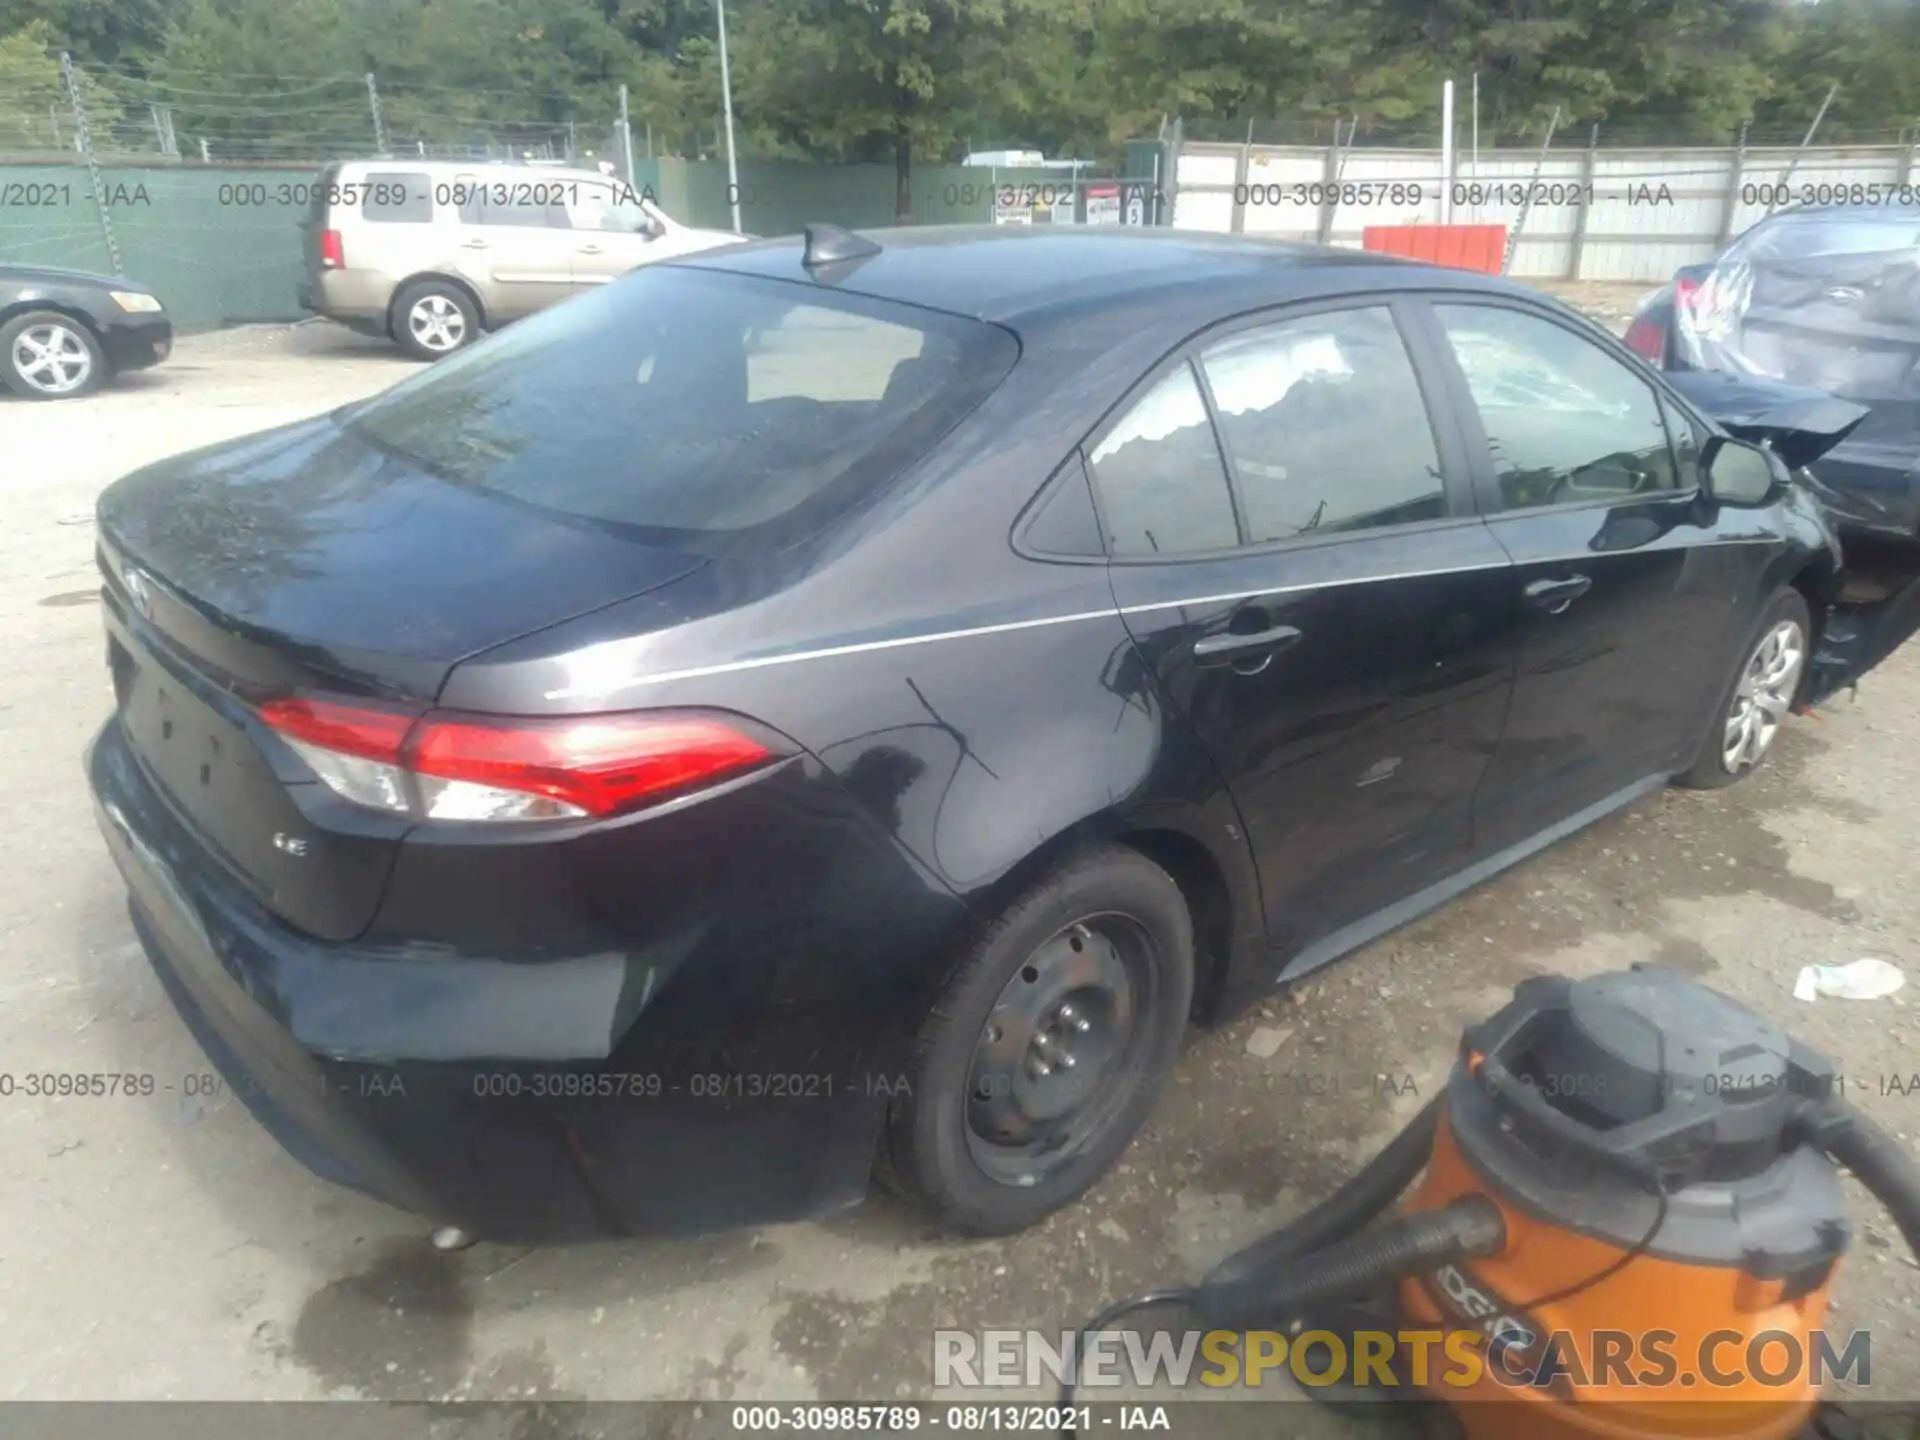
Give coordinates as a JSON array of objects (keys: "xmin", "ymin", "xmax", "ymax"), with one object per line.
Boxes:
[{"xmin": 361, "ymin": 171, "xmax": 431, "ymax": 224}]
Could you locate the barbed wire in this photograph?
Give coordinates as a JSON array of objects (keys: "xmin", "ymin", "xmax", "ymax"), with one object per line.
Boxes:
[{"xmin": 8, "ymin": 53, "xmax": 1920, "ymax": 166}]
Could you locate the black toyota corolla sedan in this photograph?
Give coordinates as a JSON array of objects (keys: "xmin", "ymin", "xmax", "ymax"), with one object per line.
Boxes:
[{"xmin": 86, "ymin": 225, "xmax": 1920, "ymax": 1242}]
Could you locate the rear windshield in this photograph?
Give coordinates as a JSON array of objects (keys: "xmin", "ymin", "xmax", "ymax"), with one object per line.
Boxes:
[
  {"xmin": 341, "ymin": 265, "xmax": 1017, "ymax": 550},
  {"xmin": 1754, "ymin": 213, "xmax": 1920, "ymax": 261}
]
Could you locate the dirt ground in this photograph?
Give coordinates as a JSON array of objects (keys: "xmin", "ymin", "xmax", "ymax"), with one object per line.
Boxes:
[{"xmin": 2, "ymin": 311, "xmax": 1916, "ymax": 1426}]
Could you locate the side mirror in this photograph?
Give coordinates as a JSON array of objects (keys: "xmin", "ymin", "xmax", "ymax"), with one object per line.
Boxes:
[{"xmin": 1702, "ymin": 436, "xmax": 1785, "ymax": 506}]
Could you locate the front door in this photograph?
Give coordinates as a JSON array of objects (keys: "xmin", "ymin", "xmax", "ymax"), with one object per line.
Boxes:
[
  {"xmin": 564, "ymin": 179, "xmax": 662, "ymax": 287},
  {"xmin": 1419, "ymin": 300, "xmax": 1766, "ymax": 854},
  {"xmin": 1095, "ymin": 301, "xmax": 1516, "ymax": 970}
]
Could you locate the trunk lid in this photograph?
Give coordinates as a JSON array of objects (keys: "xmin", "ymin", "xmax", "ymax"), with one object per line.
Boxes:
[
  {"xmin": 1664, "ymin": 368, "xmax": 1920, "ymax": 700},
  {"xmin": 96, "ymin": 416, "xmax": 705, "ymax": 940},
  {"xmin": 1662, "ymin": 369, "xmax": 1871, "ymax": 471}
]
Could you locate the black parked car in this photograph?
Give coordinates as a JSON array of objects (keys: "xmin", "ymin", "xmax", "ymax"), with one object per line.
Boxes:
[
  {"xmin": 0, "ymin": 263, "xmax": 172, "ymax": 399},
  {"xmin": 87, "ymin": 226, "xmax": 1920, "ymax": 1242},
  {"xmin": 1625, "ymin": 203, "xmax": 1920, "ymax": 547}
]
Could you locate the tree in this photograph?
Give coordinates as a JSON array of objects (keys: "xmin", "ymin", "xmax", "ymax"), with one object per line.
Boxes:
[
  {"xmin": 731, "ymin": 0, "xmax": 1077, "ymax": 220},
  {"xmin": 0, "ymin": 19, "xmax": 126, "ymax": 154}
]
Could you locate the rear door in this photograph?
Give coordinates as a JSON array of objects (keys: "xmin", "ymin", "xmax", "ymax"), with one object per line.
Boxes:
[
  {"xmin": 1418, "ymin": 299, "xmax": 1767, "ymax": 852},
  {"xmin": 1097, "ymin": 299, "xmax": 1517, "ymax": 970},
  {"xmin": 452, "ymin": 176, "xmax": 576, "ymax": 318}
]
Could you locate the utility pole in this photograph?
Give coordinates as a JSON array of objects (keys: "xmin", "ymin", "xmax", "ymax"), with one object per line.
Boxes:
[
  {"xmin": 365, "ymin": 72, "xmax": 388, "ymax": 156},
  {"xmin": 1771, "ymin": 82, "xmax": 1839, "ymax": 211},
  {"xmin": 61, "ymin": 52, "xmax": 121, "ymax": 275},
  {"xmin": 618, "ymin": 83, "xmax": 636, "ymax": 188},
  {"xmin": 716, "ymin": 0, "xmax": 742, "ymax": 231},
  {"xmin": 1502, "ymin": 105, "xmax": 1561, "ymax": 276}
]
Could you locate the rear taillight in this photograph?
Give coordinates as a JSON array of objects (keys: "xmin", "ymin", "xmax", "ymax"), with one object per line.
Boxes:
[
  {"xmin": 1673, "ymin": 273, "xmax": 1702, "ymax": 313},
  {"xmin": 259, "ymin": 698, "xmax": 776, "ymax": 824},
  {"xmin": 319, "ymin": 229, "xmax": 345, "ymax": 268},
  {"xmin": 1623, "ymin": 313, "xmax": 1667, "ymax": 363}
]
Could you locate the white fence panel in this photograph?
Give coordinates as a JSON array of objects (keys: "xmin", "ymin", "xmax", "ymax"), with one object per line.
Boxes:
[{"xmin": 1168, "ymin": 138, "xmax": 1920, "ymax": 280}]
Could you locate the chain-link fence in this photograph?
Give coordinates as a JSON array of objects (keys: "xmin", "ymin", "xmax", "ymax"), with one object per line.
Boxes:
[{"xmin": 1, "ymin": 58, "xmax": 644, "ymax": 170}]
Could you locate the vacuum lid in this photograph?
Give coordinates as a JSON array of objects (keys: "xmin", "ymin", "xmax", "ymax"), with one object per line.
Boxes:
[{"xmin": 1460, "ymin": 966, "xmax": 1837, "ymax": 1188}]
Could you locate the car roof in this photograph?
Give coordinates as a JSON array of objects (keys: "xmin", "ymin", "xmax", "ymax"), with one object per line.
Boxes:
[{"xmin": 675, "ymin": 224, "xmax": 1543, "ymax": 332}]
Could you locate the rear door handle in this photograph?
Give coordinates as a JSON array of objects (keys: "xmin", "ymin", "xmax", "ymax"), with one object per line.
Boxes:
[
  {"xmin": 461, "ymin": 238, "xmax": 489, "ymax": 250},
  {"xmin": 1523, "ymin": 574, "xmax": 1593, "ymax": 615},
  {"xmin": 1194, "ymin": 621, "xmax": 1303, "ymax": 674},
  {"xmin": 576, "ymin": 244, "xmax": 603, "ymax": 255}
]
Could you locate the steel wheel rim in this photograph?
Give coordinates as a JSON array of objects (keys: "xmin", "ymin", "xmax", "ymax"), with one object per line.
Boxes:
[
  {"xmin": 407, "ymin": 294, "xmax": 467, "ymax": 352},
  {"xmin": 1723, "ymin": 617, "xmax": 1804, "ymax": 772},
  {"xmin": 12, "ymin": 322, "xmax": 92, "ymax": 394},
  {"xmin": 963, "ymin": 914, "xmax": 1158, "ymax": 1186}
]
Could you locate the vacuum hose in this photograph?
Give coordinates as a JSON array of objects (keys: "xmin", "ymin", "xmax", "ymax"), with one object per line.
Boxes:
[
  {"xmin": 1814, "ymin": 1095, "xmax": 1920, "ymax": 1261},
  {"xmin": 1195, "ymin": 1193, "xmax": 1506, "ymax": 1329},
  {"xmin": 1196, "ymin": 1094, "xmax": 1443, "ymax": 1309}
]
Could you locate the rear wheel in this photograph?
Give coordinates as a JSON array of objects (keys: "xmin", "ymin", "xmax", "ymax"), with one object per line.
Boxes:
[
  {"xmin": 882, "ymin": 845, "xmax": 1194, "ymax": 1235},
  {"xmin": 1677, "ymin": 588, "xmax": 1810, "ymax": 789},
  {"xmin": 1, "ymin": 310, "xmax": 105, "ymax": 399},
  {"xmin": 391, "ymin": 280, "xmax": 479, "ymax": 360}
]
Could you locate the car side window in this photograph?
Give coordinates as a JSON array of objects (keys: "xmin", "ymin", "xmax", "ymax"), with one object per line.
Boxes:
[
  {"xmin": 1087, "ymin": 364, "xmax": 1241, "ymax": 556},
  {"xmin": 455, "ymin": 183, "xmax": 569, "ymax": 230},
  {"xmin": 570, "ymin": 182, "xmax": 658, "ymax": 236},
  {"xmin": 1198, "ymin": 306, "xmax": 1446, "ymax": 542},
  {"xmin": 1435, "ymin": 304, "xmax": 1680, "ymax": 511},
  {"xmin": 361, "ymin": 171, "xmax": 431, "ymax": 224}
]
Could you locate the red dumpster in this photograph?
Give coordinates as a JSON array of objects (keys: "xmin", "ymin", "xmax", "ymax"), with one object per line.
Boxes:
[{"xmin": 1361, "ymin": 224, "xmax": 1507, "ymax": 275}]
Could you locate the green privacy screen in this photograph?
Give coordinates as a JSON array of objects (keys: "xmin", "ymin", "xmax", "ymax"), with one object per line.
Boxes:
[
  {"xmin": 1, "ymin": 162, "xmax": 317, "ymax": 332},
  {"xmin": 3, "ymin": 158, "xmax": 1155, "ymax": 333}
]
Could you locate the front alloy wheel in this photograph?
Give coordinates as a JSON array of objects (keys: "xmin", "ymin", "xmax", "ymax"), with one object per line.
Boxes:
[
  {"xmin": 2, "ymin": 314, "xmax": 103, "ymax": 398},
  {"xmin": 1677, "ymin": 587, "xmax": 1812, "ymax": 790},
  {"xmin": 1724, "ymin": 617, "xmax": 1805, "ymax": 774}
]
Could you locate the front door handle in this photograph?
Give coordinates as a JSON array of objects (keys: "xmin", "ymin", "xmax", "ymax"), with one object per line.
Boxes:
[
  {"xmin": 576, "ymin": 244, "xmax": 604, "ymax": 255},
  {"xmin": 1194, "ymin": 621, "xmax": 1303, "ymax": 674},
  {"xmin": 1523, "ymin": 574, "xmax": 1593, "ymax": 615},
  {"xmin": 460, "ymin": 238, "xmax": 489, "ymax": 250}
]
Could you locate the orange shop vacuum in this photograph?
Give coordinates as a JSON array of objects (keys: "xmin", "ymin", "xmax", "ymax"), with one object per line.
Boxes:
[{"xmin": 1066, "ymin": 966, "xmax": 1920, "ymax": 1439}]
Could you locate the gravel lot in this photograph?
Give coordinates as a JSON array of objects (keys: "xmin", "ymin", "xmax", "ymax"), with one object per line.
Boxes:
[{"xmin": 3, "ymin": 310, "xmax": 1916, "ymax": 1423}]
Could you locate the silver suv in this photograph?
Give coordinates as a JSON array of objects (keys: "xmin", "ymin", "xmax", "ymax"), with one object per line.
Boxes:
[{"xmin": 299, "ymin": 159, "xmax": 743, "ymax": 358}]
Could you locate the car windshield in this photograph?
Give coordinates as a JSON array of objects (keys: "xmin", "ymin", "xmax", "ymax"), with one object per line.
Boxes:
[{"xmin": 341, "ymin": 264, "xmax": 1017, "ymax": 551}]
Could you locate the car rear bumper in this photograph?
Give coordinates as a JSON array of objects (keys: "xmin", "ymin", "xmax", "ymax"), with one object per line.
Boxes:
[
  {"xmin": 300, "ymin": 270, "xmax": 395, "ymax": 326},
  {"xmin": 87, "ymin": 715, "xmax": 944, "ymax": 1241}
]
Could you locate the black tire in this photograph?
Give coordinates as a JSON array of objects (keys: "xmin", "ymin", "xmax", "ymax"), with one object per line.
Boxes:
[
  {"xmin": 1675, "ymin": 586, "xmax": 1812, "ymax": 790},
  {"xmin": 390, "ymin": 280, "xmax": 480, "ymax": 360},
  {"xmin": 1, "ymin": 309, "xmax": 107, "ymax": 399},
  {"xmin": 882, "ymin": 844, "xmax": 1195, "ymax": 1235}
]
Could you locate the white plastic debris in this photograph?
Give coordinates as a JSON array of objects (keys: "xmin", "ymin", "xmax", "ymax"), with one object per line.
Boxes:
[
  {"xmin": 1793, "ymin": 958, "xmax": 1905, "ymax": 1003},
  {"xmin": 1244, "ymin": 1025, "xmax": 1292, "ymax": 1059}
]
